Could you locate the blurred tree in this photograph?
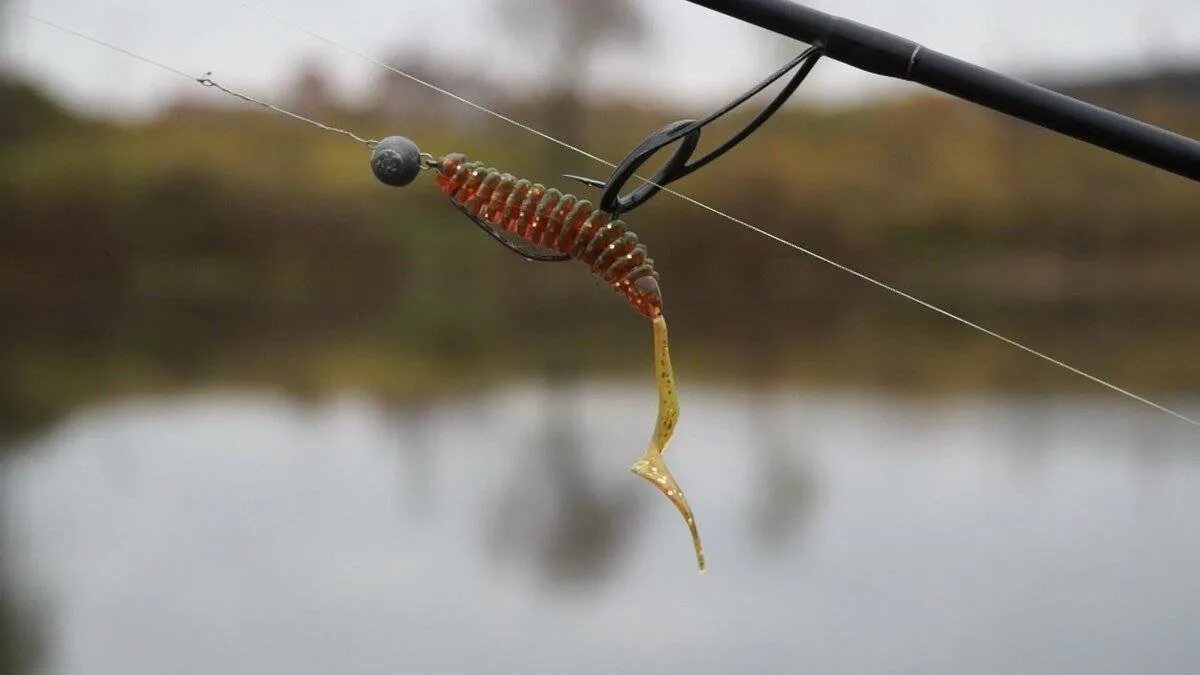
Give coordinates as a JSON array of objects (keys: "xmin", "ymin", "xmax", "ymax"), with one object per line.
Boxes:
[
  {"xmin": 0, "ymin": 78, "xmax": 76, "ymax": 142},
  {"xmin": 371, "ymin": 48, "xmax": 439, "ymax": 119},
  {"xmin": 496, "ymin": 0, "xmax": 646, "ymax": 140},
  {"xmin": 369, "ymin": 48, "xmax": 496, "ymax": 127},
  {"xmin": 287, "ymin": 59, "xmax": 337, "ymax": 117}
]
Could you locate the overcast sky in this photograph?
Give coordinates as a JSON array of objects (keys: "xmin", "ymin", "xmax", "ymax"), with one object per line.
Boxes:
[{"xmin": 4, "ymin": 0, "xmax": 1199, "ymax": 118}]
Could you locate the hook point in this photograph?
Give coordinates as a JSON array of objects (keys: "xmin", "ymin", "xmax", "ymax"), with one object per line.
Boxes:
[{"xmin": 562, "ymin": 174, "xmax": 607, "ymax": 190}]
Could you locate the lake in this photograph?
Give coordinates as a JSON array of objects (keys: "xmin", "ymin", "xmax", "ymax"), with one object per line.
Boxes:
[{"xmin": 3, "ymin": 385, "xmax": 1199, "ymax": 674}]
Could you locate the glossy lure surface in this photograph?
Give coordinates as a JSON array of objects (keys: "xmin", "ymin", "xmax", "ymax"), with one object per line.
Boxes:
[
  {"xmin": 435, "ymin": 153, "xmax": 665, "ymax": 316},
  {"xmin": 371, "ymin": 137, "xmax": 704, "ymax": 570}
]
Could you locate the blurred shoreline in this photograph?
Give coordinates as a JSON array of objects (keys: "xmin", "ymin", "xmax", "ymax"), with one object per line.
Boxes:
[{"xmin": 3, "ymin": 69, "xmax": 1198, "ymax": 444}]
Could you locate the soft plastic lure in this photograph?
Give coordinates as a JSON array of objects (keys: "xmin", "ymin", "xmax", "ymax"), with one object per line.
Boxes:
[{"xmin": 371, "ymin": 136, "xmax": 704, "ymax": 571}]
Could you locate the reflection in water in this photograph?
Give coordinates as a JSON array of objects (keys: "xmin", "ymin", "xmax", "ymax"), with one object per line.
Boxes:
[
  {"xmin": 999, "ymin": 399, "xmax": 1055, "ymax": 482},
  {"xmin": 742, "ymin": 344, "xmax": 821, "ymax": 554},
  {"xmin": 745, "ymin": 389, "xmax": 819, "ymax": 553},
  {"xmin": 383, "ymin": 397, "xmax": 433, "ymax": 522},
  {"xmin": 0, "ymin": 460, "xmax": 44, "ymax": 675},
  {"xmin": 490, "ymin": 370, "xmax": 639, "ymax": 588},
  {"xmin": 5, "ymin": 388, "xmax": 1200, "ymax": 675},
  {"xmin": 1128, "ymin": 403, "xmax": 1196, "ymax": 518}
]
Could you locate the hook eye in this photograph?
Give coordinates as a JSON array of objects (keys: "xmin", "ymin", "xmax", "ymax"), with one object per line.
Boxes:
[{"xmin": 597, "ymin": 119, "xmax": 702, "ymax": 216}]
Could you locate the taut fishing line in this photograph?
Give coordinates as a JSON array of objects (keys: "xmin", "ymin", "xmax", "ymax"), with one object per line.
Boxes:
[
  {"xmin": 12, "ymin": 7, "xmax": 1199, "ymax": 428},
  {"xmin": 15, "ymin": 10, "xmax": 376, "ymax": 147}
]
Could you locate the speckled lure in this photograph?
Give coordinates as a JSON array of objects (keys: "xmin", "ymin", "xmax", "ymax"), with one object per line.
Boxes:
[{"xmin": 370, "ymin": 136, "xmax": 704, "ymax": 570}]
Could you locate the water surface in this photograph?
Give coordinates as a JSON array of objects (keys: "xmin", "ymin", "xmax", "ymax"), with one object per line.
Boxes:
[{"xmin": 4, "ymin": 386, "xmax": 1199, "ymax": 674}]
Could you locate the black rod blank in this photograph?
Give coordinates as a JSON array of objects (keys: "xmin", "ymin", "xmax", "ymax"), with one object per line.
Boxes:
[{"xmin": 684, "ymin": 0, "xmax": 1200, "ymax": 183}]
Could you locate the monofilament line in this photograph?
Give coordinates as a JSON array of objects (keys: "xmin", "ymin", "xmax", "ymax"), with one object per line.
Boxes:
[
  {"xmin": 237, "ymin": 1, "xmax": 617, "ymax": 170},
  {"xmin": 17, "ymin": 10, "xmax": 197, "ymax": 80},
  {"xmin": 13, "ymin": 5, "xmax": 1198, "ymax": 427},
  {"xmin": 15, "ymin": 9, "xmax": 375, "ymax": 148},
  {"xmin": 238, "ymin": 1, "xmax": 1200, "ymax": 429},
  {"xmin": 195, "ymin": 73, "xmax": 377, "ymax": 146}
]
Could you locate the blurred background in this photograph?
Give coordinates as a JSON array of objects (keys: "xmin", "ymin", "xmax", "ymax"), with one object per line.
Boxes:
[{"xmin": 2, "ymin": 0, "xmax": 1199, "ymax": 673}]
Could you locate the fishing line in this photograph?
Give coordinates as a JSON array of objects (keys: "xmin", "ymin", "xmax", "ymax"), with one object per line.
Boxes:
[
  {"xmin": 11, "ymin": 7, "xmax": 1199, "ymax": 427},
  {"xmin": 17, "ymin": 9, "xmax": 376, "ymax": 147},
  {"xmin": 196, "ymin": 72, "xmax": 377, "ymax": 146},
  {"xmin": 237, "ymin": 1, "xmax": 617, "ymax": 170}
]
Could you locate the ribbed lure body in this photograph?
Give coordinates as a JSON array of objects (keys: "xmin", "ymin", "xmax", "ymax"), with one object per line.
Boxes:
[{"xmin": 435, "ymin": 153, "xmax": 665, "ymax": 319}]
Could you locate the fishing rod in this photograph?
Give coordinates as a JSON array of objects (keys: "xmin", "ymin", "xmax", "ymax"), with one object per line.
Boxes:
[{"xmin": 684, "ymin": 0, "xmax": 1200, "ymax": 184}]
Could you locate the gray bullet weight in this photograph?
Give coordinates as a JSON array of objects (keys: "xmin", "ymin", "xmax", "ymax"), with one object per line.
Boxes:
[{"xmin": 371, "ymin": 136, "xmax": 423, "ymax": 187}]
